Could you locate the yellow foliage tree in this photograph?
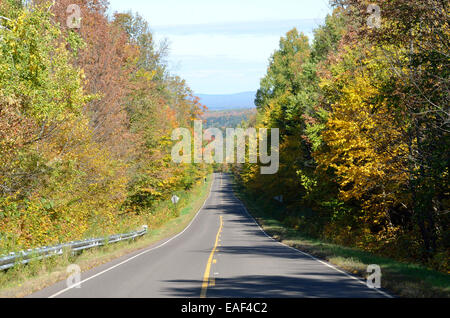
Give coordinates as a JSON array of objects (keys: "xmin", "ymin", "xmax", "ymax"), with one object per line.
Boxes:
[{"xmin": 315, "ymin": 46, "xmax": 409, "ymax": 248}]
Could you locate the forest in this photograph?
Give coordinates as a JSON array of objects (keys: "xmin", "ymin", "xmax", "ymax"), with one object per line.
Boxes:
[
  {"xmin": 235, "ymin": 0, "xmax": 449, "ymax": 272},
  {"xmin": 0, "ymin": 0, "xmax": 209, "ymax": 254}
]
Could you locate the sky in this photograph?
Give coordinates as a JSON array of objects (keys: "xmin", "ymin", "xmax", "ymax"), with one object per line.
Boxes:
[{"xmin": 108, "ymin": 0, "xmax": 332, "ymax": 95}]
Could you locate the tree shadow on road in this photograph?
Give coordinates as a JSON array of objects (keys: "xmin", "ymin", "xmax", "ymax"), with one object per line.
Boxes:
[{"xmin": 163, "ymin": 273, "xmax": 383, "ymax": 298}]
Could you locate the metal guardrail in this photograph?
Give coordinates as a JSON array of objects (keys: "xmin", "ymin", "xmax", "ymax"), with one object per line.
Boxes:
[{"xmin": 0, "ymin": 225, "xmax": 148, "ymax": 271}]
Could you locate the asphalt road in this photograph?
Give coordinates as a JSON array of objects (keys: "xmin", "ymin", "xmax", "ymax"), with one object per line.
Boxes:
[{"xmin": 30, "ymin": 173, "xmax": 390, "ymax": 298}]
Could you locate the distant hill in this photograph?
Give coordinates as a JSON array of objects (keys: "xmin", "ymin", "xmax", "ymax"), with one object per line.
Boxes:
[
  {"xmin": 197, "ymin": 92, "xmax": 256, "ymax": 110},
  {"xmin": 203, "ymin": 108, "xmax": 257, "ymax": 129}
]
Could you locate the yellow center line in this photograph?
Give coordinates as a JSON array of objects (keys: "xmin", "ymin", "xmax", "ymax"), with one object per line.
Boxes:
[{"xmin": 200, "ymin": 215, "xmax": 223, "ymax": 298}]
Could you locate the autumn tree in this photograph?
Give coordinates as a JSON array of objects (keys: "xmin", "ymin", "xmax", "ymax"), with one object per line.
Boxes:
[
  {"xmin": 238, "ymin": 2, "xmax": 448, "ymax": 270},
  {"xmin": 0, "ymin": 1, "xmax": 209, "ymax": 252},
  {"xmin": 333, "ymin": 0, "xmax": 449, "ymax": 260}
]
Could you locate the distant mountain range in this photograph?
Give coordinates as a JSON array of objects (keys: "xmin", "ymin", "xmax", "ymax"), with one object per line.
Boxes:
[{"xmin": 197, "ymin": 91, "xmax": 256, "ymax": 110}]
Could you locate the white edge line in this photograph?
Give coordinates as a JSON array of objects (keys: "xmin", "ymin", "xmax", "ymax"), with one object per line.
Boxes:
[
  {"xmin": 48, "ymin": 174, "xmax": 216, "ymax": 298},
  {"xmin": 227, "ymin": 175, "xmax": 393, "ymax": 299}
]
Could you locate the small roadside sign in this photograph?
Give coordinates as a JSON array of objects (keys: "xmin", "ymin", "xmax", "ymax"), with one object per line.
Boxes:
[
  {"xmin": 274, "ymin": 195, "xmax": 283, "ymax": 203},
  {"xmin": 171, "ymin": 195, "xmax": 180, "ymax": 205}
]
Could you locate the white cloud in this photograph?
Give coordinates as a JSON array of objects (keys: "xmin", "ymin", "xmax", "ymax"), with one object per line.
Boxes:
[{"xmin": 161, "ymin": 33, "xmax": 280, "ymax": 63}]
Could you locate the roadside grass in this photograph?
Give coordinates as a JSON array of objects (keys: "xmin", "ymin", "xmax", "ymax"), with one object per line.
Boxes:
[
  {"xmin": 232, "ymin": 179, "xmax": 450, "ymax": 298},
  {"xmin": 0, "ymin": 174, "xmax": 213, "ymax": 298}
]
